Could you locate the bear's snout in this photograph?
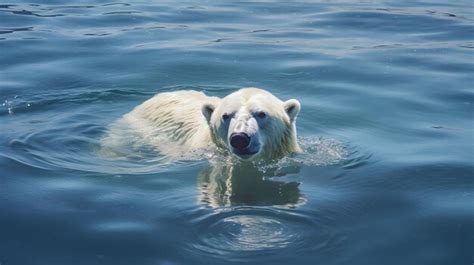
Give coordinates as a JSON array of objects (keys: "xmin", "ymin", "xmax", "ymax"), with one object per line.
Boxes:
[{"xmin": 230, "ymin": 132, "xmax": 251, "ymax": 150}]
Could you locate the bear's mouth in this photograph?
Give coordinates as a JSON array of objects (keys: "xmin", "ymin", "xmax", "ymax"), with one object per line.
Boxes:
[{"xmin": 231, "ymin": 149, "xmax": 259, "ymax": 159}]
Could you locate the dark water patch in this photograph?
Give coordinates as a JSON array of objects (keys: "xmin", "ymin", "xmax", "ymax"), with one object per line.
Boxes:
[
  {"xmin": 459, "ymin": 42, "xmax": 474, "ymax": 48},
  {"xmin": 103, "ymin": 11, "xmax": 144, "ymax": 15},
  {"xmin": 0, "ymin": 4, "xmax": 16, "ymax": 9},
  {"xmin": 251, "ymin": 29, "xmax": 271, "ymax": 33},
  {"xmin": 52, "ymin": 5, "xmax": 96, "ymax": 9},
  {"xmin": 211, "ymin": 38, "xmax": 232, "ymax": 43},
  {"xmin": 0, "ymin": 26, "xmax": 33, "ymax": 34},
  {"xmin": 84, "ymin": 32, "xmax": 111, "ymax": 36},
  {"xmin": 4, "ymin": 9, "xmax": 64, "ymax": 17},
  {"xmin": 102, "ymin": 3, "xmax": 131, "ymax": 7}
]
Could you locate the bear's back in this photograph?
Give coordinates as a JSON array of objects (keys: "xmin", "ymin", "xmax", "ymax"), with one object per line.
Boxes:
[{"xmin": 128, "ymin": 90, "xmax": 220, "ymax": 150}]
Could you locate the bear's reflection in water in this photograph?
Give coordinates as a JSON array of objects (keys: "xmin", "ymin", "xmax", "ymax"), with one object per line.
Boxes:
[{"xmin": 197, "ymin": 162, "xmax": 305, "ymax": 208}]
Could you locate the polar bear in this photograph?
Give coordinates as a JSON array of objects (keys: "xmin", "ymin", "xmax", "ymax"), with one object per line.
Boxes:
[{"xmin": 104, "ymin": 88, "xmax": 301, "ymax": 160}]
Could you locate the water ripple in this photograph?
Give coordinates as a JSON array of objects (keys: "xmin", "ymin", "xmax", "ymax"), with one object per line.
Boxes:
[
  {"xmin": 187, "ymin": 207, "xmax": 340, "ymax": 260},
  {"xmin": 0, "ymin": 89, "xmax": 153, "ymax": 116},
  {"xmin": 0, "ymin": 26, "xmax": 33, "ymax": 35}
]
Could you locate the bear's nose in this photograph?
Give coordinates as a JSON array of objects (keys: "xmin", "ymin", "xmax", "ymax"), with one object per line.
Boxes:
[{"xmin": 230, "ymin": 132, "xmax": 251, "ymax": 150}]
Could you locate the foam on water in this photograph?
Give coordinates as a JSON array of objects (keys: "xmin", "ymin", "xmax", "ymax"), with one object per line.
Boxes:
[{"xmin": 251, "ymin": 136, "xmax": 348, "ymax": 174}]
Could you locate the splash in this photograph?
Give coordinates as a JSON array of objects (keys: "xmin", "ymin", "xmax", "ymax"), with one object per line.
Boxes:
[
  {"xmin": 296, "ymin": 136, "xmax": 348, "ymax": 165},
  {"xmin": 252, "ymin": 136, "xmax": 348, "ymax": 174}
]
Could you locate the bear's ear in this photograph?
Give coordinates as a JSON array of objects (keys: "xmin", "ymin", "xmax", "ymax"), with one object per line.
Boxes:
[
  {"xmin": 202, "ymin": 103, "xmax": 216, "ymax": 123},
  {"xmin": 284, "ymin": 99, "xmax": 301, "ymax": 122}
]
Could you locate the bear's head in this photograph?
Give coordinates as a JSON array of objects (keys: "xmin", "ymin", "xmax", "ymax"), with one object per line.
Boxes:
[{"xmin": 202, "ymin": 88, "xmax": 301, "ymax": 160}]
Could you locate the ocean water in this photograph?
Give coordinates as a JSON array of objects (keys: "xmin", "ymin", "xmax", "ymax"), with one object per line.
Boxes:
[{"xmin": 1, "ymin": 1, "xmax": 473, "ymax": 265}]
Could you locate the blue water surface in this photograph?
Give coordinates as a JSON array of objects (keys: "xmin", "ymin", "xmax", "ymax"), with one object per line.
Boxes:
[{"xmin": 1, "ymin": 1, "xmax": 473, "ymax": 265}]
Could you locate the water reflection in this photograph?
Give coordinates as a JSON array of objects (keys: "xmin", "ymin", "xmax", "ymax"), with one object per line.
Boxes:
[{"xmin": 197, "ymin": 162, "xmax": 305, "ymax": 208}]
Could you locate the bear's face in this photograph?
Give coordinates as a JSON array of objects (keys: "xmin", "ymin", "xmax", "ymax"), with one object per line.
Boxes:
[{"xmin": 202, "ymin": 88, "xmax": 301, "ymax": 160}]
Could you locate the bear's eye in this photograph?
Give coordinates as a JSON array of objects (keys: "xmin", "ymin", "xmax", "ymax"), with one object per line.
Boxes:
[
  {"xmin": 222, "ymin": 113, "xmax": 230, "ymax": 121},
  {"xmin": 256, "ymin": 111, "xmax": 267, "ymax": 119}
]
